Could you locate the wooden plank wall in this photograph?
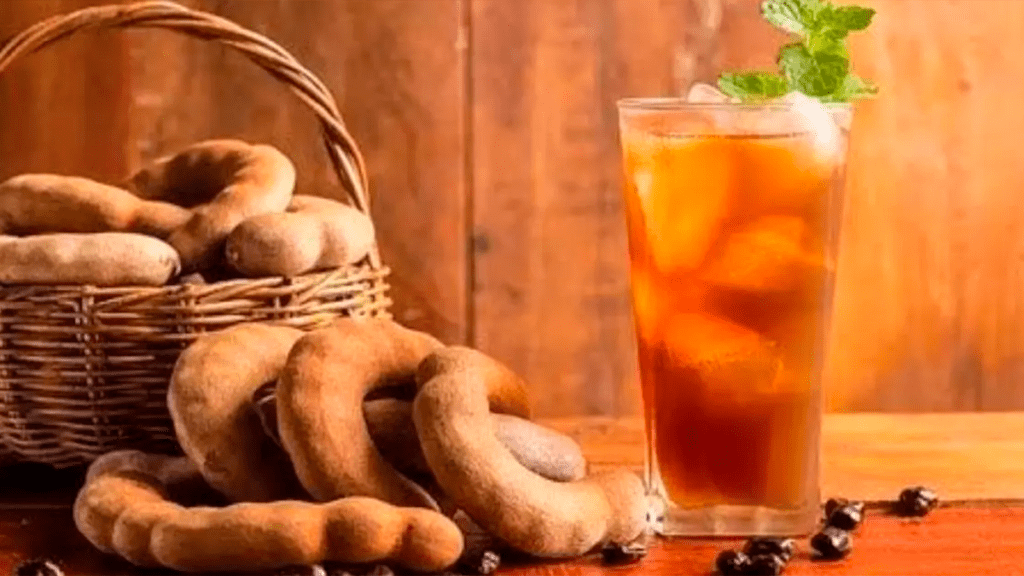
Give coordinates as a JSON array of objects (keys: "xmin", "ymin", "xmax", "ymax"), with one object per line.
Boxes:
[{"xmin": 2, "ymin": 0, "xmax": 1022, "ymax": 417}]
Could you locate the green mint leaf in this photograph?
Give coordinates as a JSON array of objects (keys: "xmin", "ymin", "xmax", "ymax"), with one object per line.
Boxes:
[
  {"xmin": 805, "ymin": 31, "xmax": 849, "ymax": 57},
  {"xmin": 760, "ymin": 0, "xmax": 822, "ymax": 36},
  {"xmin": 830, "ymin": 73, "xmax": 878, "ymax": 101},
  {"xmin": 718, "ymin": 72, "xmax": 790, "ymax": 101},
  {"xmin": 806, "ymin": 5, "xmax": 874, "ymax": 49},
  {"xmin": 779, "ymin": 43, "xmax": 849, "ymax": 97},
  {"xmin": 830, "ymin": 5, "xmax": 875, "ymax": 31}
]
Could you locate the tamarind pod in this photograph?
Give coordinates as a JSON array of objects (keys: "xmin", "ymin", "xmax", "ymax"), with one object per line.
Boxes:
[
  {"xmin": 74, "ymin": 451, "xmax": 464, "ymax": 573},
  {"xmin": 0, "ymin": 174, "xmax": 189, "ymax": 238},
  {"xmin": 128, "ymin": 140, "xmax": 296, "ymax": 272},
  {"xmin": 365, "ymin": 399, "xmax": 586, "ymax": 483},
  {"xmin": 0, "ymin": 233, "xmax": 180, "ymax": 286},
  {"xmin": 112, "ymin": 501, "xmax": 188, "ymax": 567},
  {"xmin": 413, "ymin": 346, "xmax": 647, "ymax": 558},
  {"xmin": 277, "ymin": 318, "xmax": 465, "ymax": 510},
  {"xmin": 254, "ymin": 394, "xmax": 586, "ymax": 483},
  {"xmin": 83, "ymin": 449, "xmax": 218, "ymax": 504},
  {"xmin": 225, "ymin": 194, "xmax": 376, "ymax": 278},
  {"xmin": 74, "ymin": 473, "xmax": 168, "ymax": 558},
  {"xmin": 168, "ymin": 323, "xmax": 308, "ymax": 503}
]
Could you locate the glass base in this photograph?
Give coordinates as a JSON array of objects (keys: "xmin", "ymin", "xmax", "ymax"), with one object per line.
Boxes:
[{"xmin": 650, "ymin": 498, "xmax": 819, "ymax": 537}]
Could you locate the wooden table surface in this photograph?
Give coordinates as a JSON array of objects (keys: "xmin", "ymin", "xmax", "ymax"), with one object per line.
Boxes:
[{"xmin": 0, "ymin": 413, "xmax": 1019, "ymax": 576}]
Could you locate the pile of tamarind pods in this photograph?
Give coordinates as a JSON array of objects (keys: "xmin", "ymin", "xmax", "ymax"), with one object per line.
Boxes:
[
  {"xmin": 0, "ymin": 139, "xmax": 376, "ymax": 286},
  {"xmin": 73, "ymin": 318, "xmax": 649, "ymax": 573}
]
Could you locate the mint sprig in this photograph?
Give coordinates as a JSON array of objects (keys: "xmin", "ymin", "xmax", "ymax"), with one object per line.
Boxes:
[
  {"xmin": 718, "ymin": 72, "xmax": 790, "ymax": 100},
  {"xmin": 779, "ymin": 42, "xmax": 848, "ymax": 97},
  {"xmin": 716, "ymin": 0, "xmax": 877, "ymax": 103}
]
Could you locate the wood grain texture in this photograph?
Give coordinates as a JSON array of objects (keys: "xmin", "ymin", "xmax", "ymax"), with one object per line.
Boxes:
[
  {"xmin": 826, "ymin": 0, "xmax": 1024, "ymax": 412},
  {"xmin": 542, "ymin": 413, "xmax": 1024, "ymax": 502},
  {"xmin": 0, "ymin": 0, "xmax": 130, "ymax": 182},
  {"xmin": 499, "ymin": 507, "xmax": 1024, "ymax": 576}
]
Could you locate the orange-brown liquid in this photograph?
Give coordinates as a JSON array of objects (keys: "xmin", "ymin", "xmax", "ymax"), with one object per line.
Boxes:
[{"xmin": 622, "ymin": 129, "xmax": 841, "ymax": 509}]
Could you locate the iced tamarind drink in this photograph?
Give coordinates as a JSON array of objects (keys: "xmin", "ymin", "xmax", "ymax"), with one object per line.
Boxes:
[{"xmin": 618, "ymin": 97, "xmax": 849, "ymax": 536}]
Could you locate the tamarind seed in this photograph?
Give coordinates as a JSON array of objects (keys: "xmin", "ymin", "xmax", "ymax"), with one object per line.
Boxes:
[
  {"xmin": 823, "ymin": 497, "xmax": 849, "ymax": 518},
  {"xmin": 12, "ymin": 558, "xmax": 63, "ymax": 576},
  {"xmin": 601, "ymin": 542, "xmax": 648, "ymax": 565},
  {"xmin": 810, "ymin": 526, "xmax": 852, "ymax": 559},
  {"xmin": 714, "ymin": 550, "xmax": 750, "ymax": 575},
  {"xmin": 746, "ymin": 554, "xmax": 786, "ymax": 576},
  {"xmin": 743, "ymin": 537, "xmax": 795, "ymax": 562},
  {"xmin": 896, "ymin": 486, "xmax": 938, "ymax": 517},
  {"xmin": 458, "ymin": 550, "xmax": 501, "ymax": 575},
  {"xmin": 827, "ymin": 505, "xmax": 864, "ymax": 531},
  {"xmin": 479, "ymin": 552, "xmax": 501, "ymax": 575}
]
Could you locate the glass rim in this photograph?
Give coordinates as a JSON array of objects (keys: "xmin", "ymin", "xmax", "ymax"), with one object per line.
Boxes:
[{"xmin": 616, "ymin": 97, "xmax": 853, "ymax": 112}]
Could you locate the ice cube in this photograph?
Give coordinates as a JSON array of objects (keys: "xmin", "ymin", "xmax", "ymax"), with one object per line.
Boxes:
[
  {"xmin": 687, "ymin": 82, "xmax": 735, "ymax": 104},
  {"xmin": 708, "ymin": 283, "xmax": 809, "ymax": 337},
  {"xmin": 661, "ymin": 312, "xmax": 782, "ymax": 396},
  {"xmin": 640, "ymin": 137, "xmax": 735, "ymax": 274},
  {"xmin": 633, "ymin": 169, "xmax": 654, "ymax": 212},
  {"xmin": 686, "ymin": 83, "xmax": 743, "ymax": 133},
  {"xmin": 700, "ymin": 215, "xmax": 823, "ymax": 293},
  {"xmin": 629, "ymin": 269, "xmax": 661, "ymax": 343},
  {"xmin": 779, "ymin": 92, "xmax": 843, "ymax": 168},
  {"xmin": 629, "ymin": 270, "xmax": 709, "ymax": 344}
]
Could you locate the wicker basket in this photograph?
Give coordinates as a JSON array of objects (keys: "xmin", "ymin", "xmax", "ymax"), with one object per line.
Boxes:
[{"xmin": 0, "ymin": 1, "xmax": 392, "ymax": 468}]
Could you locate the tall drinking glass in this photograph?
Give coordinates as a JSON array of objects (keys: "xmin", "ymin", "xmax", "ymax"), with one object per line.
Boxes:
[{"xmin": 617, "ymin": 98, "xmax": 849, "ymax": 536}]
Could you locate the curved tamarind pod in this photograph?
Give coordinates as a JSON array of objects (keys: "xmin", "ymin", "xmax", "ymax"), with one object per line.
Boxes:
[
  {"xmin": 253, "ymin": 393, "xmax": 587, "ymax": 483},
  {"xmin": 82, "ymin": 450, "xmax": 217, "ymax": 504},
  {"xmin": 168, "ymin": 323, "xmax": 307, "ymax": 502},
  {"xmin": 225, "ymin": 194, "xmax": 376, "ymax": 277},
  {"xmin": 366, "ymin": 399, "xmax": 586, "ymax": 483},
  {"xmin": 127, "ymin": 139, "xmax": 296, "ymax": 271},
  {"xmin": 0, "ymin": 233, "xmax": 180, "ymax": 286},
  {"xmin": 73, "ymin": 451, "xmax": 464, "ymax": 573},
  {"xmin": 277, "ymin": 318, "xmax": 490, "ymax": 510},
  {"xmin": 80, "ymin": 451, "xmax": 212, "ymax": 567},
  {"xmin": 0, "ymin": 174, "xmax": 189, "ymax": 238},
  {"xmin": 414, "ymin": 346, "xmax": 647, "ymax": 558}
]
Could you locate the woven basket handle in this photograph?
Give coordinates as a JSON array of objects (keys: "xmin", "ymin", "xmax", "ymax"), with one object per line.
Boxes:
[{"xmin": 0, "ymin": 0, "xmax": 372, "ymax": 216}]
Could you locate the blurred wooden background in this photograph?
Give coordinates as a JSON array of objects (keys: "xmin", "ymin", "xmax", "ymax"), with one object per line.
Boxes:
[{"xmin": 2, "ymin": 0, "xmax": 1021, "ymax": 417}]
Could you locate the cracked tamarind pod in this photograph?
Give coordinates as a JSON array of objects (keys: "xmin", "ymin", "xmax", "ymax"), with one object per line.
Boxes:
[{"xmin": 73, "ymin": 450, "xmax": 464, "ymax": 573}]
